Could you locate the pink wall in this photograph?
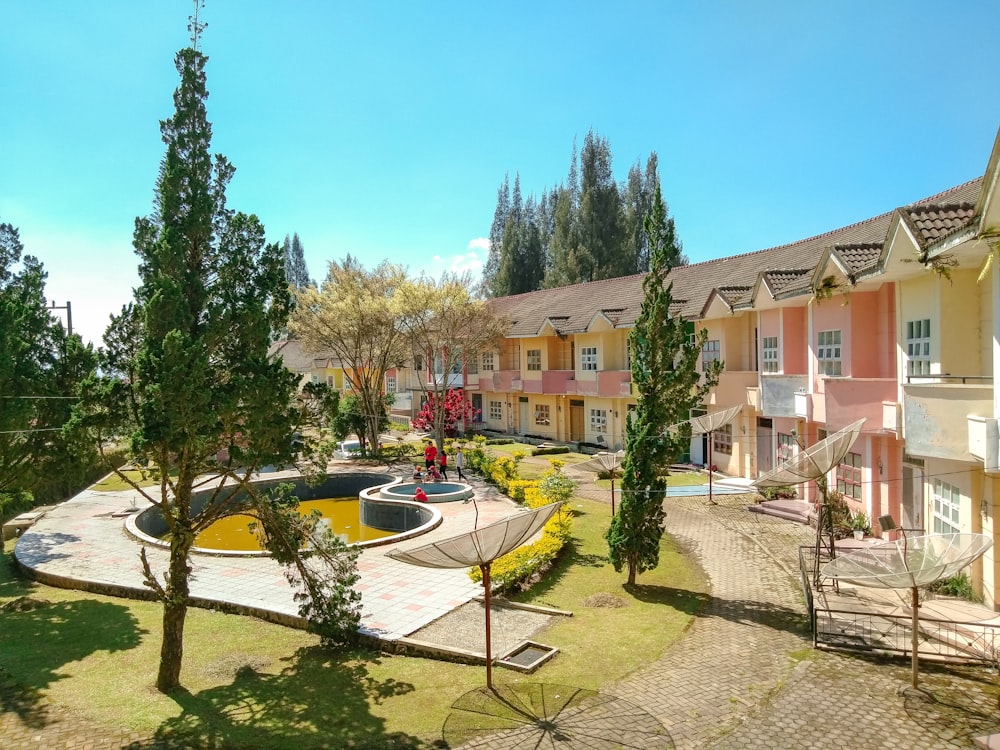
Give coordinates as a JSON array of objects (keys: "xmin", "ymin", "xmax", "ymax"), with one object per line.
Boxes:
[
  {"xmin": 811, "ymin": 302, "xmax": 850, "ymax": 377},
  {"xmin": 782, "ymin": 308, "xmax": 808, "ymax": 374}
]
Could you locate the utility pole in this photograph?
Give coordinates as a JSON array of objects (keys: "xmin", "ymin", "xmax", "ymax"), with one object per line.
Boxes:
[{"xmin": 50, "ymin": 300, "xmax": 72, "ymax": 336}]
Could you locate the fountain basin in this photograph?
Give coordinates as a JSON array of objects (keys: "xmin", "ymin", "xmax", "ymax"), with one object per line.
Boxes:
[
  {"xmin": 126, "ymin": 472, "xmax": 441, "ymax": 556},
  {"xmin": 377, "ymin": 481, "xmax": 474, "ymax": 503}
]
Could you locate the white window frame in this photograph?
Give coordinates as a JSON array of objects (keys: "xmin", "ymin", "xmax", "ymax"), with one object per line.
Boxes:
[
  {"xmin": 817, "ymin": 329, "xmax": 842, "ymax": 377},
  {"xmin": 762, "ymin": 336, "xmax": 779, "ymax": 374},
  {"xmin": 581, "ymin": 346, "xmax": 598, "ymax": 371},
  {"xmin": 906, "ymin": 319, "xmax": 931, "ymax": 377},
  {"xmin": 712, "ymin": 424, "xmax": 732, "ymax": 454},
  {"xmin": 489, "ymin": 400, "xmax": 503, "ymax": 421},
  {"xmin": 481, "ymin": 352, "xmax": 495, "ymax": 371},
  {"xmin": 777, "ymin": 432, "xmax": 795, "ymax": 463},
  {"xmin": 589, "ymin": 408, "xmax": 607, "ymax": 433},
  {"xmin": 702, "ymin": 339, "xmax": 720, "ymax": 372},
  {"xmin": 932, "ymin": 479, "xmax": 961, "ymax": 534},
  {"xmin": 534, "ymin": 404, "xmax": 551, "ymax": 426},
  {"xmin": 386, "ymin": 375, "xmax": 396, "ymax": 393},
  {"xmin": 836, "ymin": 451, "xmax": 862, "ymax": 499},
  {"xmin": 527, "ymin": 349, "xmax": 542, "ymax": 371}
]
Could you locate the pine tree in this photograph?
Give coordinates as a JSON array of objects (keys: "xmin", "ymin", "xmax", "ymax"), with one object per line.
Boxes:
[
  {"xmin": 482, "ymin": 174, "xmax": 510, "ymax": 297},
  {"xmin": 606, "ymin": 184, "xmax": 721, "ymax": 585},
  {"xmin": 0, "ymin": 223, "xmax": 97, "ymax": 506},
  {"xmin": 283, "ymin": 231, "xmax": 312, "ymax": 289},
  {"xmin": 82, "ymin": 44, "xmax": 307, "ymax": 692}
]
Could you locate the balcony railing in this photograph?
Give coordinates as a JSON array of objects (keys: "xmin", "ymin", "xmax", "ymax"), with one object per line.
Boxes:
[
  {"xmin": 902, "ymin": 381, "xmax": 993, "ymax": 461},
  {"xmin": 709, "ymin": 370, "xmax": 757, "ymax": 408},
  {"xmin": 820, "ymin": 377, "xmax": 896, "ymax": 430},
  {"xmin": 760, "ymin": 374, "xmax": 808, "ymax": 418},
  {"xmin": 597, "ymin": 370, "xmax": 631, "ymax": 398}
]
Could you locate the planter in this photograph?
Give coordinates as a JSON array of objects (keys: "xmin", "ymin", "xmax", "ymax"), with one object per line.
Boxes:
[{"xmin": 853, "ymin": 530, "xmax": 864, "ymax": 541}]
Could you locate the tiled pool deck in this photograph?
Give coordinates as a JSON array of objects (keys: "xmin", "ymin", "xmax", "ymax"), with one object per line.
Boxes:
[{"xmin": 12, "ymin": 464, "xmax": 519, "ymax": 642}]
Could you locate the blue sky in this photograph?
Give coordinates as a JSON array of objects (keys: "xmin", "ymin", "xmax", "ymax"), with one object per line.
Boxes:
[{"xmin": 2, "ymin": 1, "xmax": 999, "ymax": 345}]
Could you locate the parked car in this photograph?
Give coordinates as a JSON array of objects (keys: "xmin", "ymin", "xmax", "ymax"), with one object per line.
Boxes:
[{"xmin": 334, "ymin": 439, "xmax": 362, "ymax": 459}]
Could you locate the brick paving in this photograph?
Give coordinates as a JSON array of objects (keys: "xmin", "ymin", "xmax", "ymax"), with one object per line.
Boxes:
[{"xmin": 3, "ymin": 462, "xmax": 999, "ymax": 748}]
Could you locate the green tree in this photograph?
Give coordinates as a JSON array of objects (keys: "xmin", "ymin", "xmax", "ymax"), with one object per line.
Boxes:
[
  {"xmin": 283, "ymin": 232, "xmax": 312, "ymax": 289},
  {"xmin": 482, "ymin": 174, "xmax": 510, "ymax": 297},
  {"xmin": 606, "ymin": 184, "xmax": 721, "ymax": 585},
  {"xmin": 0, "ymin": 222, "xmax": 97, "ymax": 512},
  {"xmin": 290, "ymin": 256, "xmax": 409, "ymax": 456},
  {"xmin": 574, "ymin": 130, "xmax": 626, "ymax": 281},
  {"xmin": 76, "ymin": 45, "xmax": 313, "ymax": 693}
]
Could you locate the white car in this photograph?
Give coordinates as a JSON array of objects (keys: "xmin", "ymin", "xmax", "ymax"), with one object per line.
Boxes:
[{"xmin": 333, "ymin": 439, "xmax": 362, "ymax": 459}]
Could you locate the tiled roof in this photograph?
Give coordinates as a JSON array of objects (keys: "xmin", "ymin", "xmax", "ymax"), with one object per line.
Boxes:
[
  {"xmin": 904, "ymin": 202, "xmax": 977, "ymax": 249},
  {"xmin": 831, "ymin": 243, "xmax": 883, "ymax": 277},
  {"xmin": 761, "ymin": 270, "xmax": 812, "ymax": 297},
  {"xmin": 489, "ymin": 178, "xmax": 984, "ymax": 326}
]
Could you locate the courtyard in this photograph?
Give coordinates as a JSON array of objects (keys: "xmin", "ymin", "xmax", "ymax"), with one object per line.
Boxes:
[{"xmin": 1, "ymin": 452, "xmax": 998, "ymax": 748}]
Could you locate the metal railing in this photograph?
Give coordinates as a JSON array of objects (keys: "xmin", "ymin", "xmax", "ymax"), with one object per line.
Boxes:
[
  {"xmin": 905, "ymin": 374, "xmax": 993, "ymax": 384},
  {"xmin": 800, "ymin": 546, "xmax": 999, "ymax": 666}
]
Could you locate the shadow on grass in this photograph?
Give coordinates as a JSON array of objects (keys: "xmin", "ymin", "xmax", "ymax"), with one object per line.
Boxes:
[
  {"xmin": 0, "ymin": 596, "xmax": 145, "ymax": 728},
  {"xmin": 127, "ymin": 646, "xmax": 431, "ymax": 750},
  {"xmin": 0, "ymin": 548, "xmax": 35, "ymax": 599},
  {"xmin": 625, "ymin": 584, "xmax": 810, "ymax": 636}
]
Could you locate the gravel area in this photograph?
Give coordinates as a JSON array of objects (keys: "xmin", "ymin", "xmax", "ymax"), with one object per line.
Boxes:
[{"xmin": 410, "ymin": 600, "xmax": 556, "ymax": 656}]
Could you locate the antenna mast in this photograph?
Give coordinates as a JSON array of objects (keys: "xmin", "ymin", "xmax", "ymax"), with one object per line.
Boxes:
[{"xmin": 188, "ymin": 0, "xmax": 206, "ymax": 51}]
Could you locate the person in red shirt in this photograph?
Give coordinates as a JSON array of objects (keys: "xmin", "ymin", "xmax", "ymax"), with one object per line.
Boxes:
[
  {"xmin": 438, "ymin": 450, "xmax": 448, "ymax": 480},
  {"xmin": 414, "ymin": 486, "xmax": 428, "ymax": 503},
  {"xmin": 423, "ymin": 442, "xmax": 437, "ymax": 469}
]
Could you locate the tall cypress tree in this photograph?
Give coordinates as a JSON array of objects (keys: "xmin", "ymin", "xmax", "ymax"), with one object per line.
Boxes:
[
  {"xmin": 482, "ymin": 174, "xmax": 510, "ymax": 297},
  {"xmin": 606, "ymin": 184, "xmax": 720, "ymax": 584},
  {"xmin": 283, "ymin": 232, "xmax": 312, "ymax": 289},
  {"xmin": 87, "ymin": 44, "xmax": 302, "ymax": 692}
]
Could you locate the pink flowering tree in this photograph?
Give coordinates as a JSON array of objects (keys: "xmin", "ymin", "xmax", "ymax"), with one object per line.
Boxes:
[{"xmin": 412, "ymin": 389, "xmax": 479, "ymax": 441}]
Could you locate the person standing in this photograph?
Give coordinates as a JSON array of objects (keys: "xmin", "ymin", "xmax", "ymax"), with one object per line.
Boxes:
[
  {"xmin": 455, "ymin": 447, "xmax": 466, "ymax": 480},
  {"xmin": 423, "ymin": 441, "xmax": 437, "ymax": 469},
  {"xmin": 438, "ymin": 449, "xmax": 448, "ymax": 480}
]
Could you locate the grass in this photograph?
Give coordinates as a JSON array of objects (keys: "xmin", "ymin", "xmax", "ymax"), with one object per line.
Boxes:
[
  {"xmin": 0, "ymin": 489, "xmax": 706, "ymax": 746},
  {"xmin": 91, "ymin": 468, "xmax": 163, "ymax": 492}
]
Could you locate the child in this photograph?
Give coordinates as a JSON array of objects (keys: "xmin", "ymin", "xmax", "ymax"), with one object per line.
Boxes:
[
  {"xmin": 412, "ymin": 465, "xmax": 424, "ymax": 481},
  {"xmin": 455, "ymin": 447, "xmax": 466, "ymax": 481},
  {"xmin": 414, "ymin": 486, "xmax": 428, "ymax": 503},
  {"xmin": 438, "ymin": 450, "xmax": 448, "ymax": 480},
  {"xmin": 427, "ymin": 463, "xmax": 442, "ymax": 481}
]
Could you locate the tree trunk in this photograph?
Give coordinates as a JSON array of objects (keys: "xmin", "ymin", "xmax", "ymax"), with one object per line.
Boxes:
[
  {"xmin": 156, "ymin": 529, "xmax": 193, "ymax": 692},
  {"xmin": 627, "ymin": 560, "xmax": 637, "ymax": 586}
]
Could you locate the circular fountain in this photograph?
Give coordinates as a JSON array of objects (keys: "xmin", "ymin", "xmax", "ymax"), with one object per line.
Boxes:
[{"xmin": 126, "ymin": 472, "xmax": 444, "ymax": 556}]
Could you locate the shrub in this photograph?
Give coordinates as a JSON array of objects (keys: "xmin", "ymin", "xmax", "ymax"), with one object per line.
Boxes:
[
  {"xmin": 469, "ymin": 462, "xmax": 574, "ymax": 592},
  {"xmin": 759, "ymin": 485, "xmax": 797, "ymax": 501},
  {"xmin": 485, "ymin": 438, "xmax": 515, "ymax": 445},
  {"xmin": 532, "ymin": 445, "xmax": 570, "ymax": 456},
  {"xmin": 506, "ymin": 480, "xmax": 538, "ymax": 505},
  {"xmin": 928, "ymin": 573, "xmax": 981, "ymax": 602}
]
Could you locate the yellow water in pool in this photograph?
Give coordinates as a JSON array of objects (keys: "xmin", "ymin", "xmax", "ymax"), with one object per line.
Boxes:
[{"xmin": 194, "ymin": 497, "xmax": 394, "ymax": 551}]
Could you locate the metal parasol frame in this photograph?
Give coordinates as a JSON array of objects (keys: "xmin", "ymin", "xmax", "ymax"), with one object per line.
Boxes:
[
  {"xmin": 385, "ymin": 502, "xmax": 563, "ymax": 688},
  {"xmin": 669, "ymin": 405, "xmax": 742, "ymax": 505}
]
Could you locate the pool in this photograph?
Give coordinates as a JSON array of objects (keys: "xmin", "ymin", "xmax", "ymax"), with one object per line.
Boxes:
[{"xmin": 126, "ymin": 472, "xmax": 442, "ymax": 556}]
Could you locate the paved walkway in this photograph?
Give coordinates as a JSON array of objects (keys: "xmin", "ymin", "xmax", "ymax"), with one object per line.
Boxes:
[{"xmin": 11, "ymin": 464, "xmax": 519, "ymax": 641}]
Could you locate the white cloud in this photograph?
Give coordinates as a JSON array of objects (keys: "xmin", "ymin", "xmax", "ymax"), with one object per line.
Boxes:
[{"xmin": 467, "ymin": 237, "xmax": 490, "ymax": 252}]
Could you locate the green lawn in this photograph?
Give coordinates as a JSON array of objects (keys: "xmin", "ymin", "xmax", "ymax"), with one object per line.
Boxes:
[{"xmin": 0, "ymin": 494, "xmax": 706, "ymax": 747}]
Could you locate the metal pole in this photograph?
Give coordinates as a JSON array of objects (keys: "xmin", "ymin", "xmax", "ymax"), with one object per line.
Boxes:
[
  {"xmin": 911, "ymin": 585, "xmax": 919, "ymax": 688},
  {"xmin": 482, "ymin": 563, "xmax": 493, "ymax": 689},
  {"xmin": 610, "ymin": 475, "xmax": 615, "ymax": 515},
  {"xmin": 707, "ymin": 430, "xmax": 715, "ymax": 505}
]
